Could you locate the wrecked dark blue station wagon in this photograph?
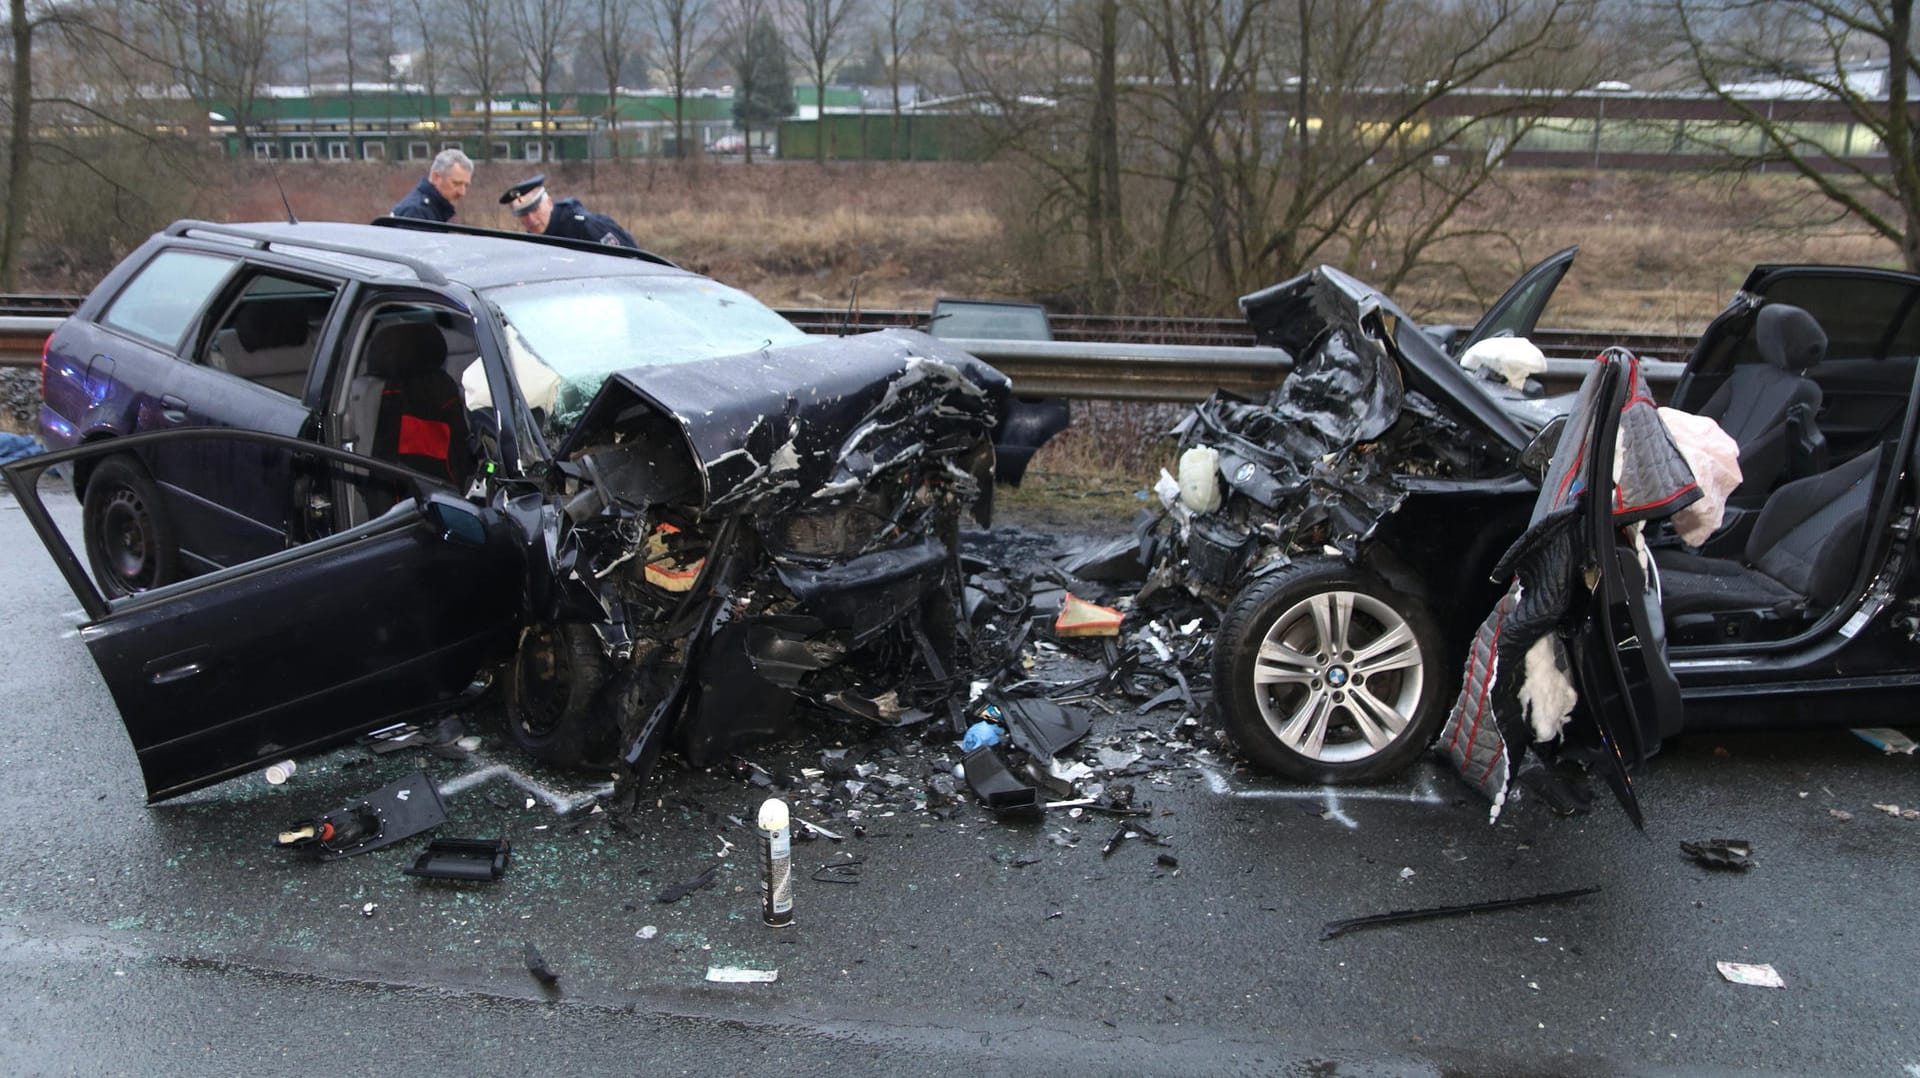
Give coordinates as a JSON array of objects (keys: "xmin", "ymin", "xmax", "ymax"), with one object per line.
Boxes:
[{"xmin": 17, "ymin": 219, "xmax": 1010, "ymax": 801}]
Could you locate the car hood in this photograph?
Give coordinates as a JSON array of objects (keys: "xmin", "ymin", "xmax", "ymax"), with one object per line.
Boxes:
[
  {"xmin": 558, "ymin": 328, "xmax": 1009, "ymax": 515},
  {"xmin": 1240, "ymin": 267, "xmax": 1532, "ymax": 453}
]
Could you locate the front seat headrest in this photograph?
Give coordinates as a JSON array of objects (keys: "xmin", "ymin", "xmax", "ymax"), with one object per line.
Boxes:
[
  {"xmin": 363, "ymin": 321, "xmax": 449, "ymax": 379},
  {"xmin": 1755, "ymin": 304, "xmax": 1826, "ymax": 371}
]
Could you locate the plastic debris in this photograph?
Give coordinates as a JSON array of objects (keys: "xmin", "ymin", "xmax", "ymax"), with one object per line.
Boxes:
[
  {"xmin": 1056, "ymin": 592, "xmax": 1124, "ymax": 637},
  {"xmin": 1872, "ymin": 803, "xmax": 1920, "ymax": 820},
  {"xmin": 962, "ymin": 746, "xmax": 1043, "ymax": 818},
  {"xmin": 811, "ymin": 855, "xmax": 865, "ymax": 884},
  {"xmin": 273, "ymin": 772, "xmax": 446, "ymax": 860},
  {"xmin": 961, "ymin": 721, "xmax": 1003, "ymax": 752},
  {"xmin": 706, "ymin": 966, "xmax": 779, "ymax": 984},
  {"xmin": 1321, "ymin": 886, "xmax": 1601, "ymax": 941},
  {"xmin": 636, "ymin": 925, "xmax": 659, "ymax": 940},
  {"xmin": 1851, "ymin": 728, "xmax": 1917, "ymax": 755},
  {"xmin": 993, "ymin": 695, "xmax": 1093, "ymax": 759},
  {"xmin": 1829, "ymin": 808, "xmax": 1854, "ymax": 822},
  {"xmin": 264, "ymin": 760, "xmax": 297, "ymax": 785},
  {"xmin": 1680, "ymin": 838, "xmax": 1754, "ymax": 871},
  {"xmin": 1716, "ymin": 961, "xmax": 1785, "ymax": 988},
  {"xmin": 403, "ymin": 837, "xmax": 512, "ymax": 881},
  {"xmin": 524, "ymin": 942, "xmax": 559, "ymax": 986},
  {"xmin": 656, "ymin": 864, "xmax": 724, "ymax": 903}
]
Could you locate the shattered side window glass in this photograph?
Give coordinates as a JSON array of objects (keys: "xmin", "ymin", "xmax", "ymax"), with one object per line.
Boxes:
[{"xmin": 483, "ymin": 276, "xmax": 810, "ymax": 433}]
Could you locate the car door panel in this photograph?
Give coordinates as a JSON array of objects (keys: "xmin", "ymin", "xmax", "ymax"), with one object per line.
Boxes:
[
  {"xmin": 1805, "ymin": 358, "xmax": 1910, "ymax": 457},
  {"xmin": 1458, "ymin": 246, "xmax": 1578, "ymax": 355},
  {"xmin": 4, "ymin": 429, "xmax": 527, "ymax": 802}
]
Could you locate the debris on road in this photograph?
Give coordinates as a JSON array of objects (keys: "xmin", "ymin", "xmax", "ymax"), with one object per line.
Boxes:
[
  {"xmin": 1851, "ymin": 728, "xmax": 1917, "ymax": 755},
  {"xmin": 1716, "ymin": 961, "xmax": 1785, "ymax": 988},
  {"xmin": 273, "ymin": 772, "xmax": 446, "ymax": 860},
  {"xmin": 1872, "ymin": 803, "xmax": 1920, "ymax": 820},
  {"xmin": 1056, "ymin": 593, "xmax": 1124, "ymax": 637},
  {"xmin": 811, "ymin": 855, "xmax": 865, "ymax": 884},
  {"xmin": 706, "ymin": 966, "xmax": 778, "ymax": 984},
  {"xmin": 657, "ymin": 864, "xmax": 724, "ymax": 903},
  {"xmin": 962, "ymin": 746, "xmax": 1044, "ymax": 818},
  {"xmin": 1320, "ymin": 885, "xmax": 1602, "ymax": 940},
  {"xmin": 403, "ymin": 837, "xmax": 512, "ymax": 881},
  {"xmin": 263, "ymin": 759, "xmax": 297, "ymax": 785},
  {"xmin": 1680, "ymin": 839, "xmax": 1755, "ymax": 871},
  {"xmin": 1828, "ymin": 808, "xmax": 1854, "ymax": 822},
  {"xmin": 524, "ymin": 941, "xmax": 560, "ymax": 987}
]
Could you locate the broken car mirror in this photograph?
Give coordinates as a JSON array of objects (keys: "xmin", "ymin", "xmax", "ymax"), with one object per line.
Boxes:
[{"xmin": 1518, "ymin": 414, "xmax": 1567, "ymax": 484}]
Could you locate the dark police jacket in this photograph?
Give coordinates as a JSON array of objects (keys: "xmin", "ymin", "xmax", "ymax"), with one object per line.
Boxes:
[
  {"xmin": 543, "ymin": 198, "xmax": 637, "ymax": 248},
  {"xmin": 390, "ymin": 178, "xmax": 456, "ymax": 222}
]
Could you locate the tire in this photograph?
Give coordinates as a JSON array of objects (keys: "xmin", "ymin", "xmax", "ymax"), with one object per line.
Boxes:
[
  {"xmin": 503, "ymin": 622, "xmax": 620, "ymax": 769},
  {"xmin": 82, "ymin": 455, "xmax": 181, "ymax": 599},
  {"xmin": 1212, "ymin": 557, "xmax": 1447, "ymax": 784}
]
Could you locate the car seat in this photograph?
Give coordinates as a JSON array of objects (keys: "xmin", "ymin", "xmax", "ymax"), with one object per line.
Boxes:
[
  {"xmin": 1652, "ymin": 444, "xmax": 1883, "ymax": 642},
  {"xmin": 1698, "ymin": 303, "xmax": 1828, "ymax": 503},
  {"xmin": 357, "ymin": 321, "xmax": 472, "ymax": 501},
  {"xmin": 212, "ymin": 299, "xmax": 314, "ymax": 397}
]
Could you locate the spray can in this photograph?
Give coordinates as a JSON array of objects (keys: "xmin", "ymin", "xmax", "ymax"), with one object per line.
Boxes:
[{"xmin": 758, "ymin": 797, "xmax": 794, "ymax": 927}]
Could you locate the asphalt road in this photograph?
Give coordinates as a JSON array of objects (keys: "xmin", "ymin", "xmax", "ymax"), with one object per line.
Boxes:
[{"xmin": 2, "ymin": 490, "xmax": 1918, "ymax": 1076}]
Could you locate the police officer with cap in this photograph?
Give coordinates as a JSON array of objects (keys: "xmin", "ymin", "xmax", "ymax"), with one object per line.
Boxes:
[{"xmin": 500, "ymin": 174, "xmax": 638, "ymax": 248}]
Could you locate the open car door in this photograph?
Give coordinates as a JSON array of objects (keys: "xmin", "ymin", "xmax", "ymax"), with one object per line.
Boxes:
[
  {"xmin": 1552, "ymin": 351, "xmax": 1686, "ymax": 825},
  {"xmin": 4, "ymin": 428, "xmax": 528, "ymax": 801},
  {"xmin": 1455, "ymin": 246, "xmax": 1579, "ymax": 357}
]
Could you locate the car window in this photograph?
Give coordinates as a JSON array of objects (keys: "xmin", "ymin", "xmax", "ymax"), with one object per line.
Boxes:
[
  {"xmin": 1752, "ymin": 274, "xmax": 1920, "ymax": 361},
  {"xmin": 200, "ymin": 271, "xmax": 339, "ymax": 398},
  {"xmin": 335, "ymin": 303, "xmax": 489, "ymax": 522},
  {"xmin": 99, "ymin": 250, "xmax": 236, "ymax": 348},
  {"xmin": 482, "ymin": 275, "xmax": 809, "ymax": 432}
]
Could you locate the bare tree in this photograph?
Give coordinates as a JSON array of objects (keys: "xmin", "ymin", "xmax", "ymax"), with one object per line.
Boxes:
[
  {"xmin": 510, "ymin": 0, "xmax": 577, "ymax": 149},
  {"xmin": 449, "ymin": 0, "xmax": 509, "ymax": 159},
  {"xmin": 782, "ymin": 0, "xmax": 860, "ymax": 162},
  {"xmin": 593, "ymin": 0, "xmax": 639, "ymax": 157},
  {"xmin": 875, "ymin": 0, "xmax": 925, "ymax": 159},
  {"xmin": 719, "ymin": 0, "xmax": 789, "ymax": 162},
  {"xmin": 1672, "ymin": 0, "xmax": 1920, "ymax": 270},
  {"xmin": 647, "ymin": 0, "xmax": 710, "ymax": 156}
]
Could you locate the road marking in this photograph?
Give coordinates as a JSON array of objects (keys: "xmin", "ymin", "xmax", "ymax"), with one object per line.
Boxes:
[
  {"xmin": 1200, "ymin": 765, "xmax": 1446, "ymax": 827},
  {"xmin": 438, "ymin": 760, "xmax": 612, "ymax": 815}
]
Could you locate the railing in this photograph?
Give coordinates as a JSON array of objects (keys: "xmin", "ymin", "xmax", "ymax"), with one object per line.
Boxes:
[{"xmin": 0, "ymin": 300, "xmax": 1696, "ymax": 399}]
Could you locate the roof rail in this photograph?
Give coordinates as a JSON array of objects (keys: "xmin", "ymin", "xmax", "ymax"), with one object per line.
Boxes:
[
  {"xmin": 165, "ymin": 220, "xmax": 450, "ymax": 285},
  {"xmin": 368, "ymin": 215, "xmax": 680, "ymax": 269}
]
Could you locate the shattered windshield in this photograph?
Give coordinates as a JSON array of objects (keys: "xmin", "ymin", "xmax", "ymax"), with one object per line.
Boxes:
[{"xmin": 482, "ymin": 275, "xmax": 811, "ymax": 433}]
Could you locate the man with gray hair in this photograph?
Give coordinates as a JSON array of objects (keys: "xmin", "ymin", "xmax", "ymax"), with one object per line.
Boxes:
[{"xmin": 390, "ymin": 149, "xmax": 474, "ymax": 222}]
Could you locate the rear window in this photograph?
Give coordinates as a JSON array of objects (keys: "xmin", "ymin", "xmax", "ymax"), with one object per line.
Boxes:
[
  {"xmin": 100, "ymin": 249, "xmax": 236, "ymax": 348},
  {"xmin": 1755, "ymin": 273, "xmax": 1920, "ymax": 361}
]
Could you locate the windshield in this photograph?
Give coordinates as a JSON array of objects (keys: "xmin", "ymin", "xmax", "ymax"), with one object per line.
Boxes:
[{"xmin": 482, "ymin": 274, "xmax": 810, "ymax": 433}]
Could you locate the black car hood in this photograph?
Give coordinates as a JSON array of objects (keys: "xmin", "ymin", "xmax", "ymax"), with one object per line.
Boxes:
[
  {"xmin": 559, "ymin": 328, "xmax": 1009, "ymax": 515},
  {"xmin": 1240, "ymin": 267, "xmax": 1532, "ymax": 454}
]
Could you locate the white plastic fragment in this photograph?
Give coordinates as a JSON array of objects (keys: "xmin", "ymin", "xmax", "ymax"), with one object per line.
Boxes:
[
  {"xmin": 706, "ymin": 966, "xmax": 778, "ymax": 983},
  {"xmin": 636, "ymin": 925, "xmax": 659, "ymax": 940},
  {"xmin": 1716, "ymin": 961, "xmax": 1785, "ymax": 988},
  {"xmin": 264, "ymin": 760, "xmax": 297, "ymax": 785},
  {"xmin": 1853, "ymin": 728, "xmax": 1918, "ymax": 755},
  {"xmin": 1398, "ymin": 867, "xmax": 1416, "ymax": 880}
]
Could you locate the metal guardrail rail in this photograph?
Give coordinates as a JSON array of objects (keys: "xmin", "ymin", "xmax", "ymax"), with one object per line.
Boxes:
[{"xmin": 0, "ymin": 298, "xmax": 1697, "ymax": 399}]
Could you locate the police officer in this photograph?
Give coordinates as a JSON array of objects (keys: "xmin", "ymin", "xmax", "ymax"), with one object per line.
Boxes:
[
  {"xmin": 499, "ymin": 174, "xmax": 638, "ymax": 248},
  {"xmin": 391, "ymin": 148, "xmax": 474, "ymax": 222}
]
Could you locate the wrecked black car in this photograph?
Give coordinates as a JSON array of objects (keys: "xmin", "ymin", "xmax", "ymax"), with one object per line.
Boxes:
[
  {"xmin": 10, "ymin": 220, "xmax": 1007, "ymax": 801},
  {"xmin": 1150, "ymin": 253, "xmax": 1920, "ymax": 795}
]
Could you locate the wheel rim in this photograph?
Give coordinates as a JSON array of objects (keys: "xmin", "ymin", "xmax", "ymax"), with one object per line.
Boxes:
[
  {"xmin": 98, "ymin": 486, "xmax": 159, "ymax": 590},
  {"xmin": 1248, "ymin": 589, "xmax": 1425, "ymax": 764}
]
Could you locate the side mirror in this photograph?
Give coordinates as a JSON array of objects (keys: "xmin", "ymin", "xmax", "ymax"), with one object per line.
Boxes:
[
  {"xmin": 1426, "ymin": 324, "xmax": 1462, "ymax": 354},
  {"xmin": 423, "ymin": 494, "xmax": 487, "ymax": 547}
]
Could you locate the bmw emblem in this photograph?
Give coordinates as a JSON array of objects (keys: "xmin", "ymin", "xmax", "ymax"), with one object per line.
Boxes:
[
  {"xmin": 1234, "ymin": 462, "xmax": 1257, "ymax": 483},
  {"xmin": 1327, "ymin": 666, "xmax": 1349, "ymax": 687}
]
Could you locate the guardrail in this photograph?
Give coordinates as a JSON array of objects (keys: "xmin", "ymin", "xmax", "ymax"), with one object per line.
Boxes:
[{"xmin": 0, "ymin": 305, "xmax": 1695, "ymax": 399}]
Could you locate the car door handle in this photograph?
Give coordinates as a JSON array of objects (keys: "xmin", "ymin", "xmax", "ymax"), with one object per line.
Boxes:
[
  {"xmin": 160, "ymin": 394, "xmax": 189, "ymax": 424},
  {"xmin": 145, "ymin": 645, "xmax": 210, "ymax": 685}
]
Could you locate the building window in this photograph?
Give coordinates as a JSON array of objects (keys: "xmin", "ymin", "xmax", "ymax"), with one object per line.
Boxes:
[
  {"xmin": 326, "ymin": 141, "xmax": 349, "ymax": 161},
  {"xmin": 441, "ymin": 141, "xmax": 464, "ymax": 152},
  {"xmin": 409, "ymin": 141, "xmax": 431, "ymax": 160},
  {"xmin": 252, "ymin": 142, "xmax": 279, "ymax": 160},
  {"xmin": 491, "ymin": 141, "xmax": 511, "ymax": 160},
  {"xmin": 525, "ymin": 141, "xmax": 543, "ymax": 162},
  {"xmin": 361, "ymin": 141, "xmax": 385, "ymax": 161},
  {"xmin": 288, "ymin": 141, "xmax": 314, "ymax": 161}
]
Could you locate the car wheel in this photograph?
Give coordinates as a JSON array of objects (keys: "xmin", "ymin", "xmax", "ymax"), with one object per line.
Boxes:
[
  {"xmin": 82, "ymin": 455, "xmax": 180, "ymax": 599},
  {"xmin": 1212, "ymin": 557, "xmax": 1446, "ymax": 784},
  {"xmin": 504, "ymin": 622, "xmax": 619, "ymax": 769}
]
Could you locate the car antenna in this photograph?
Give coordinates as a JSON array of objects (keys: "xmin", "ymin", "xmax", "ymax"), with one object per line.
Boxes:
[
  {"xmin": 842, "ymin": 273, "xmax": 862, "ymax": 337},
  {"xmin": 269, "ymin": 157, "xmax": 299, "ymax": 224}
]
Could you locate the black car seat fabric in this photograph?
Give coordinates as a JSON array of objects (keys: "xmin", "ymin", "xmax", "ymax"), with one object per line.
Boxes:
[
  {"xmin": 1698, "ymin": 303, "xmax": 1827, "ymax": 499},
  {"xmin": 1654, "ymin": 444, "xmax": 1882, "ymax": 618},
  {"xmin": 362, "ymin": 321, "xmax": 471, "ymax": 489}
]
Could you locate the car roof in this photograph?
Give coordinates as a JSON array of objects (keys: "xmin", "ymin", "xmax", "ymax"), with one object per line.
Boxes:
[{"xmin": 170, "ymin": 219, "xmax": 693, "ymax": 291}]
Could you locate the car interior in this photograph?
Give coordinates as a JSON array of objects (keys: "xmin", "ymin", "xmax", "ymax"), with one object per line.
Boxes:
[
  {"xmin": 202, "ymin": 274, "xmax": 337, "ymax": 398},
  {"xmin": 337, "ymin": 305, "xmax": 482, "ymax": 518}
]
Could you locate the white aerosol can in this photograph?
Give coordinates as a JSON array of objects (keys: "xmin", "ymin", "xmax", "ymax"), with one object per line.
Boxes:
[{"xmin": 758, "ymin": 797, "xmax": 794, "ymax": 927}]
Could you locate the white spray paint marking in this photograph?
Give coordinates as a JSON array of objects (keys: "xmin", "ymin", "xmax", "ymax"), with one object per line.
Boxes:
[
  {"xmin": 438, "ymin": 761, "xmax": 613, "ymax": 815},
  {"xmin": 1201, "ymin": 766, "xmax": 1445, "ymax": 805},
  {"xmin": 1321, "ymin": 788, "xmax": 1359, "ymax": 830},
  {"xmin": 1902, "ymin": 1064, "xmax": 1920, "ymax": 1078}
]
